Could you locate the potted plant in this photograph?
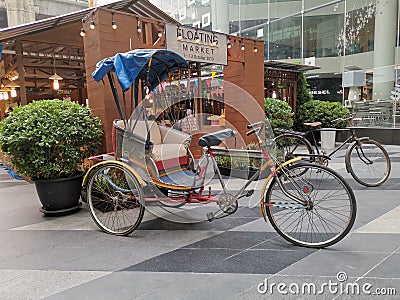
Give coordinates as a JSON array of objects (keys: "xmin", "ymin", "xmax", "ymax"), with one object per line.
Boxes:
[
  {"xmin": 264, "ymin": 98, "xmax": 294, "ymax": 135},
  {"xmin": 214, "ymin": 143, "xmax": 267, "ymax": 180},
  {"xmin": 0, "ymin": 99, "xmax": 103, "ymax": 215},
  {"xmin": 295, "ymin": 100, "xmax": 350, "ymax": 146}
]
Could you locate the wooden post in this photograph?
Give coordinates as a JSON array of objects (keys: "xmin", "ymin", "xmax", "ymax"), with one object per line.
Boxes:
[{"xmin": 15, "ymin": 40, "xmax": 27, "ymax": 106}]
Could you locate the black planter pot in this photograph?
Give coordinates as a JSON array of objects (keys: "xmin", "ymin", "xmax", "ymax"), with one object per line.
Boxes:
[
  {"xmin": 218, "ymin": 166, "xmax": 267, "ymax": 180},
  {"xmin": 35, "ymin": 173, "xmax": 83, "ymax": 216}
]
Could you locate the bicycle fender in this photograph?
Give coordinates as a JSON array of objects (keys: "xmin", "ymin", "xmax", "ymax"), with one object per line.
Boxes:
[
  {"xmin": 260, "ymin": 157, "xmax": 302, "ymax": 222},
  {"xmin": 82, "ymin": 160, "xmax": 146, "ymax": 188},
  {"xmin": 344, "ymin": 137, "xmax": 370, "ymax": 174}
]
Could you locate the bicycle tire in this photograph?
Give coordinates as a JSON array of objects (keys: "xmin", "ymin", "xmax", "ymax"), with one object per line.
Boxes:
[
  {"xmin": 87, "ymin": 162, "xmax": 145, "ymax": 236},
  {"xmin": 346, "ymin": 139, "xmax": 391, "ymax": 187},
  {"xmin": 274, "ymin": 133, "xmax": 313, "ymax": 163},
  {"xmin": 264, "ymin": 162, "xmax": 356, "ymax": 248}
]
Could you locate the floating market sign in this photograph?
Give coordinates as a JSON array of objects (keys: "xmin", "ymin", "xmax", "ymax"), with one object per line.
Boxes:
[{"xmin": 166, "ymin": 23, "xmax": 227, "ymax": 65}]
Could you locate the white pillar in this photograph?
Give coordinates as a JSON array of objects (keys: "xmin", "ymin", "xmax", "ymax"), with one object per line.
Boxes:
[
  {"xmin": 5, "ymin": 0, "xmax": 35, "ymax": 27},
  {"xmin": 373, "ymin": 0, "xmax": 398, "ymax": 101},
  {"xmin": 211, "ymin": 0, "xmax": 229, "ymax": 33},
  {"xmin": 348, "ymin": 86, "xmax": 359, "ymax": 101}
]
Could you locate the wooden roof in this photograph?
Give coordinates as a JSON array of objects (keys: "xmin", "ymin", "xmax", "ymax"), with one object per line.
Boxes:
[{"xmin": 0, "ymin": 0, "xmax": 178, "ymax": 43}]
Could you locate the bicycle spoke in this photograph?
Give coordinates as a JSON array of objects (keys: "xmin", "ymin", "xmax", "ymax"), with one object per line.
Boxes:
[{"xmin": 265, "ymin": 162, "xmax": 356, "ymax": 248}]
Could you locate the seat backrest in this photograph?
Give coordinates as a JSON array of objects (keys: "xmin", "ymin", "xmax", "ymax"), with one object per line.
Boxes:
[{"xmin": 115, "ymin": 120, "xmax": 162, "ymax": 145}]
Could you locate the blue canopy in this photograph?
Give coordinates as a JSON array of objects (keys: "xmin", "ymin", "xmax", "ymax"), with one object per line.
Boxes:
[{"xmin": 92, "ymin": 49, "xmax": 189, "ymax": 91}]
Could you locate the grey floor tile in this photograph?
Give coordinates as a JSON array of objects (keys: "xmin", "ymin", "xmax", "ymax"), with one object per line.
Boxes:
[
  {"xmin": 201, "ymin": 248, "xmax": 315, "ymax": 274},
  {"xmin": 45, "ymin": 272, "xmax": 266, "ymax": 300},
  {"xmin": 122, "ymin": 248, "xmax": 239, "ymax": 273},
  {"xmin": 183, "ymin": 231, "xmax": 278, "ymax": 250},
  {"xmin": 328, "ymin": 233, "xmax": 400, "ymax": 252},
  {"xmin": 281, "ymin": 250, "xmax": 388, "ymax": 278},
  {"xmin": 366, "ymin": 253, "xmax": 400, "ymax": 279}
]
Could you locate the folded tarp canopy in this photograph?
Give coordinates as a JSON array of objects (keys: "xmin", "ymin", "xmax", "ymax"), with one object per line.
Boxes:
[{"xmin": 92, "ymin": 49, "xmax": 189, "ymax": 91}]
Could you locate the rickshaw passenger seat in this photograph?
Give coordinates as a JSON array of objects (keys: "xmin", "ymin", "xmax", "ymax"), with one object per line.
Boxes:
[
  {"xmin": 198, "ymin": 129, "xmax": 237, "ymax": 147},
  {"xmin": 113, "ymin": 119, "xmax": 191, "ymax": 172}
]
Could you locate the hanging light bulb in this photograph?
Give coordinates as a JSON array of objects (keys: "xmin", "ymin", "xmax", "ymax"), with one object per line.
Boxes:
[
  {"xmin": 227, "ymin": 37, "xmax": 232, "ymax": 49},
  {"xmin": 111, "ymin": 12, "xmax": 117, "ymax": 30},
  {"xmin": 136, "ymin": 17, "xmax": 142, "ymax": 33},
  {"xmin": 80, "ymin": 19, "xmax": 85, "ymax": 37},
  {"xmin": 89, "ymin": 11, "xmax": 95, "ymax": 29},
  {"xmin": 90, "ymin": 19, "xmax": 95, "ymax": 30},
  {"xmin": 49, "ymin": 73, "xmax": 63, "ymax": 90},
  {"xmin": 241, "ymin": 43, "xmax": 245, "ymax": 51},
  {"xmin": 253, "ymin": 46, "xmax": 258, "ymax": 53}
]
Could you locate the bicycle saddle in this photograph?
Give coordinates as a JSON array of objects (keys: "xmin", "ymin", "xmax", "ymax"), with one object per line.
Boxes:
[
  {"xmin": 304, "ymin": 122, "xmax": 321, "ymax": 128},
  {"xmin": 198, "ymin": 128, "xmax": 237, "ymax": 147}
]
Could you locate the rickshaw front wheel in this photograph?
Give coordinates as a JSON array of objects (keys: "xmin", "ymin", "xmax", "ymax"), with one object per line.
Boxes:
[{"xmin": 86, "ymin": 161, "xmax": 145, "ymax": 236}]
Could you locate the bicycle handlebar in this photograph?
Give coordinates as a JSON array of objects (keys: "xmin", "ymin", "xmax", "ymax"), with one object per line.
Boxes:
[
  {"xmin": 247, "ymin": 121, "xmax": 264, "ymax": 129},
  {"xmin": 331, "ymin": 113, "xmax": 357, "ymax": 124},
  {"xmin": 246, "ymin": 129, "xmax": 257, "ymax": 136}
]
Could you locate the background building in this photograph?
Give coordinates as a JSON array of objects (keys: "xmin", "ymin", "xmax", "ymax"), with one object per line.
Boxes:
[
  {"xmin": 152, "ymin": 0, "xmax": 400, "ymax": 128},
  {"xmin": 0, "ymin": 0, "xmax": 88, "ymax": 28}
]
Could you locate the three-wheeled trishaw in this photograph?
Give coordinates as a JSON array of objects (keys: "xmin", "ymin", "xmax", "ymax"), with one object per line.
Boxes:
[{"xmin": 83, "ymin": 49, "xmax": 356, "ymax": 248}]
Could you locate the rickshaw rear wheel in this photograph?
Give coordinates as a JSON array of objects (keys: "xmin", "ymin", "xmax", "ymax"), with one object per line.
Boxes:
[{"xmin": 87, "ymin": 162, "xmax": 145, "ymax": 236}]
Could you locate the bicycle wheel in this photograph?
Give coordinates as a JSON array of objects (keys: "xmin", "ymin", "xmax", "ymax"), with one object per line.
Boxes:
[
  {"xmin": 346, "ymin": 139, "xmax": 391, "ymax": 187},
  {"xmin": 87, "ymin": 162, "xmax": 145, "ymax": 235},
  {"xmin": 264, "ymin": 162, "xmax": 356, "ymax": 248},
  {"xmin": 274, "ymin": 133, "xmax": 313, "ymax": 163}
]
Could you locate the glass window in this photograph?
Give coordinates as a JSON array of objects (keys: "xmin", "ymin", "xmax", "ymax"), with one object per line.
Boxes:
[
  {"xmin": 303, "ymin": 2, "xmax": 345, "ymax": 58},
  {"xmin": 269, "ymin": 16, "xmax": 302, "ymax": 60}
]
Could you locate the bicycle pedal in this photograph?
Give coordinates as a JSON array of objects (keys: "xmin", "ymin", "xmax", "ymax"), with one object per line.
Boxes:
[
  {"xmin": 245, "ymin": 189, "xmax": 254, "ymax": 197},
  {"xmin": 206, "ymin": 212, "xmax": 215, "ymax": 222}
]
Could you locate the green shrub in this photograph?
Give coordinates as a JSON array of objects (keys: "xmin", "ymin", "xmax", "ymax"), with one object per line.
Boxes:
[
  {"xmin": 264, "ymin": 98, "xmax": 293, "ymax": 132},
  {"xmin": 0, "ymin": 99, "xmax": 103, "ymax": 180},
  {"xmin": 296, "ymin": 100, "xmax": 350, "ymax": 131},
  {"xmin": 296, "ymin": 73, "xmax": 313, "ymax": 108}
]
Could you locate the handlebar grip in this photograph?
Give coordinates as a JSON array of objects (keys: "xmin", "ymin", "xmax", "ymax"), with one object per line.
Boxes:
[
  {"xmin": 246, "ymin": 129, "xmax": 256, "ymax": 136},
  {"xmin": 247, "ymin": 121, "xmax": 263, "ymax": 129}
]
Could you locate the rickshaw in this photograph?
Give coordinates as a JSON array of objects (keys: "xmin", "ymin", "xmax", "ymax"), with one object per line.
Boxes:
[{"xmin": 83, "ymin": 49, "xmax": 356, "ymax": 248}]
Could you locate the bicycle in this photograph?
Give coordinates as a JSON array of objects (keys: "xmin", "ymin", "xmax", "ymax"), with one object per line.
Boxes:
[
  {"xmin": 274, "ymin": 115, "xmax": 391, "ymax": 187},
  {"xmin": 85, "ymin": 120, "xmax": 357, "ymax": 248},
  {"xmin": 84, "ymin": 49, "xmax": 357, "ymax": 248}
]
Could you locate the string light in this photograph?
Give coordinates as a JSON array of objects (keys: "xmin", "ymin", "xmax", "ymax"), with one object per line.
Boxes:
[
  {"xmin": 227, "ymin": 37, "xmax": 232, "ymax": 49},
  {"xmin": 253, "ymin": 41, "xmax": 258, "ymax": 53},
  {"xmin": 136, "ymin": 17, "xmax": 142, "ymax": 33},
  {"xmin": 80, "ymin": 19, "xmax": 85, "ymax": 37},
  {"xmin": 90, "ymin": 12, "xmax": 95, "ymax": 30},
  {"xmin": 111, "ymin": 12, "xmax": 117, "ymax": 30}
]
